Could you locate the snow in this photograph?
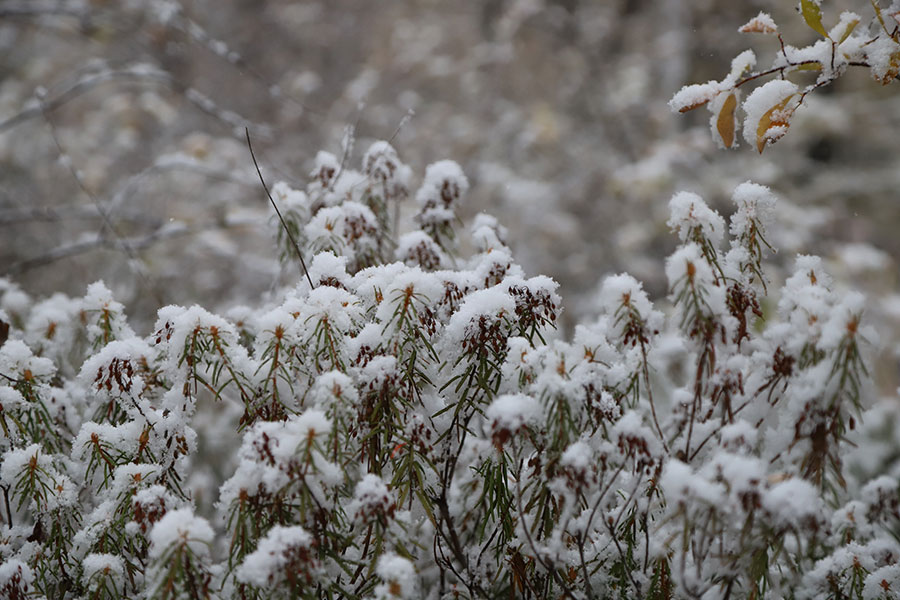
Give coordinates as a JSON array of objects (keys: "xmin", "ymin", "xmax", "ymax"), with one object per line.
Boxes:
[
  {"xmin": 0, "ymin": 443, "xmax": 77, "ymax": 513},
  {"xmin": 0, "ymin": 386, "xmax": 24, "ymax": 413},
  {"xmin": 659, "ymin": 459, "xmax": 723, "ymax": 507},
  {"xmin": 297, "ymin": 285, "xmax": 363, "ymax": 336},
  {"xmin": 598, "ymin": 273, "xmax": 663, "ymax": 337},
  {"xmin": 668, "ymin": 81, "xmax": 720, "ymax": 113},
  {"xmin": 72, "ymin": 420, "xmax": 144, "ymax": 464},
  {"xmin": 739, "ymin": 12, "xmax": 777, "ymax": 34},
  {"xmin": 0, "ymin": 339, "xmax": 56, "ymax": 381},
  {"xmin": 358, "ymin": 355, "xmax": 400, "ymax": 389},
  {"xmin": 373, "ymin": 266, "xmax": 443, "ymax": 326},
  {"xmin": 860, "ymin": 476, "xmax": 899, "ymax": 514},
  {"xmin": 864, "ymin": 36, "xmax": 900, "ymax": 83},
  {"xmin": 82, "ymin": 553, "xmax": 125, "ymax": 590},
  {"xmin": 374, "ymin": 553, "xmax": 418, "ymax": 599},
  {"xmin": 471, "ymin": 212, "xmax": 509, "ymax": 252},
  {"xmin": 83, "ymin": 280, "xmax": 135, "ymax": 342},
  {"xmin": 763, "ymin": 478, "xmax": 823, "ymax": 529},
  {"xmin": 863, "ymin": 564, "xmax": 900, "ymax": 600},
  {"xmin": 363, "ymin": 140, "xmax": 411, "ymax": 191},
  {"xmin": 77, "ymin": 337, "xmax": 153, "ymax": 401},
  {"xmin": 560, "ymin": 441, "xmax": 593, "ymax": 472},
  {"xmin": 612, "ymin": 410, "xmax": 663, "ymax": 460},
  {"xmin": 666, "ymin": 191, "xmax": 725, "ymax": 248},
  {"xmin": 730, "ymin": 181, "xmax": 776, "ymax": 240},
  {"xmin": 485, "ymin": 393, "xmax": 542, "ymax": 433},
  {"xmin": 415, "ymin": 160, "xmax": 469, "ymax": 208},
  {"xmin": 828, "ymin": 12, "xmax": 861, "ymax": 42},
  {"xmin": 147, "ymin": 508, "xmax": 214, "ymax": 559},
  {"xmin": 819, "ymin": 291, "xmax": 866, "ymax": 350},
  {"xmin": 310, "ymin": 370, "xmax": 358, "ymax": 413},
  {"xmin": 396, "ymin": 230, "xmax": 448, "ymax": 269},
  {"xmin": 776, "ymin": 255, "xmax": 838, "ymax": 352},
  {"xmin": 445, "ymin": 286, "xmax": 516, "ymax": 345},
  {"xmin": 236, "ymin": 525, "xmax": 316, "ymax": 587},
  {"xmin": 0, "ymin": 279, "xmax": 31, "ymax": 317},
  {"xmin": 665, "ymin": 243, "xmax": 715, "ymax": 291},
  {"xmin": 304, "ymin": 202, "xmax": 380, "ymax": 262},
  {"xmin": 271, "ymin": 180, "xmax": 311, "ymax": 221},
  {"xmin": 741, "ymin": 79, "xmax": 798, "ymax": 148},
  {"xmin": 719, "ymin": 420, "xmax": 758, "ymax": 453},
  {"xmin": 111, "ymin": 463, "xmax": 164, "ymax": 497},
  {"xmin": 348, "ymin": 473, "xmax": 395, "ymax": 522},
  {"xmin": 1, "ymin": 443, "xmax": 47, "ymax": 487},
  {"xmin": 0, "ymin": 559, "xmax": 32, "ymax": 595}
]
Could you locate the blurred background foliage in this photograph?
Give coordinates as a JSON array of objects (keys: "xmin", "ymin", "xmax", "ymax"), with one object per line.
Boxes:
[{"xmin": 0, "ymin": 0, "xmax": 898, "ymax": 389}]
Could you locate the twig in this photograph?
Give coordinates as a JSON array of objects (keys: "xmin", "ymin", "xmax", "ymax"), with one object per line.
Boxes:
[
  {"xmin": 388, "ymin": 109, "xmax": 415, "ymax": 144},
  {"xmin": 329, "ymin": 107, "xmax": 364, "ymax": 193},
  {"xmin": 0, "ymin": 63, "xmax": 271, "ymax": 139},
  {"xmin": 0, "ymin": 205, "xmax": 153, "ymax": 227},
  {"xmin": 37, "ymin": 93, "xmax": 166, "ymax": 306},
  {"xmin": 162, "ymin": 1, "xmax": 326, "ymax": 120},
  {"xmin": 244, "ymin": 128, "xmax": 314, "ymax": 290},
  {"xmin": 512, "ymin": 457, "xmax": 579, "ymax": 600},
  {"xmin": 640, "ymin": 335, "xmax": 668, "ymax": 453},
  {"xmin": 0, "ymin": 0, "xmax": 89, "ymax": 20},
  {"xmin": 5, "ymin": 216, "xmax": 260, "ymax": 276},
  {"xmin": 0, "ymin": 66, "xmax": 170, "ymax": 133}
]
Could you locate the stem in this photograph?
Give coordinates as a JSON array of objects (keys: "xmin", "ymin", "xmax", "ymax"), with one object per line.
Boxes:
[{"xmin": 245, "ymin": 128, "xmax": 314, "ymax": 290}]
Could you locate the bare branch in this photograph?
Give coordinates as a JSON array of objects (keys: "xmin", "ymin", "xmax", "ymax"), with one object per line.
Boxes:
[
  {"xmin": 0, "ymin": 64, "xmax": 272, "ymax": 139},
  {"xmin": 244, "ymin": 128, "xmax": 314, "ymax": 290},
  {"xmin": 5, "ymin": 215, "xmax": 262, "ymax": 276}
]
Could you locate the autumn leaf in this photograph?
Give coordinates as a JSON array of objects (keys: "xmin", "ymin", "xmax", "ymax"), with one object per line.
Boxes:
[
  {"xmin": 756, "ymin": 96, "xmax": 795, "ymax": 153},
  {"xmin": 739, "ymin": 12, "xmax": 778, "ymax": 34},
  {"xmin": 716, "ymin": 93, "xmax": 738, "ymax": 148},
  {"xmin": 669, "ymin": 82, "xmax": 719, "ymax": 113}
]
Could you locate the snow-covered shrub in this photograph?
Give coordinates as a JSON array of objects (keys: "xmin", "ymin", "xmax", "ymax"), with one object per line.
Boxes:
[{"xmin": 0, "ymin": 134, "xmax": 897, "ymax": 600}]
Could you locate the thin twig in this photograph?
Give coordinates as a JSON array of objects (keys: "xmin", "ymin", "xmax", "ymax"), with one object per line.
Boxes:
[
  {"xmin": 163, "ymin": 2, "xmax": 326, "ymax": 120},
  {"xmin": 513, "ymin": 457, "xmax": 579, "ymax": 600},
  {"xmin": 6, "ymin": 216, "xmax": 260, "ymax": 276},
  {"xmin": 388, "ymin": 109, "xmax": 415, "ymax": 144},
  {"xmin": 244, "ymin": 128, "xmax": 314, "ymax": 290},
  {"xmin": 0, "ymin": 66, "xmax": 169, "ymax": 133},
  {"xmin": 329, "ymin": 107, "xmax": 364, "ymax": 194},
  {"xmin": 37, "ymin": 94, "xmax": 166, "ymax": 306}
]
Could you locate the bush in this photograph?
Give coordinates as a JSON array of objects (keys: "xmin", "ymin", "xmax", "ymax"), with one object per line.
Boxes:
[
  {"xmin": 2, "ymin": 3, "xmax": 900, "ymax": 600},
  {"xmin": 0, "ymin": 129, "xmax": 898, "ymax": 599}
]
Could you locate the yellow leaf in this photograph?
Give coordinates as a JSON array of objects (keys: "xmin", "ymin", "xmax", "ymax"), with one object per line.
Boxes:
[
  {"xmin": 716, "ymin": 93, "xmax": 738, "ymax": 148},
  {"xmin": 838, "ymin": 18, "xmax": 860, "ymax": 43},
  {"xmin": 756, "ymin": 96, "xmax": 795, "ymax": 153},
  {"xmin": 801, "ymin": 0, "xmax": 829, "ymax": 38}
]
